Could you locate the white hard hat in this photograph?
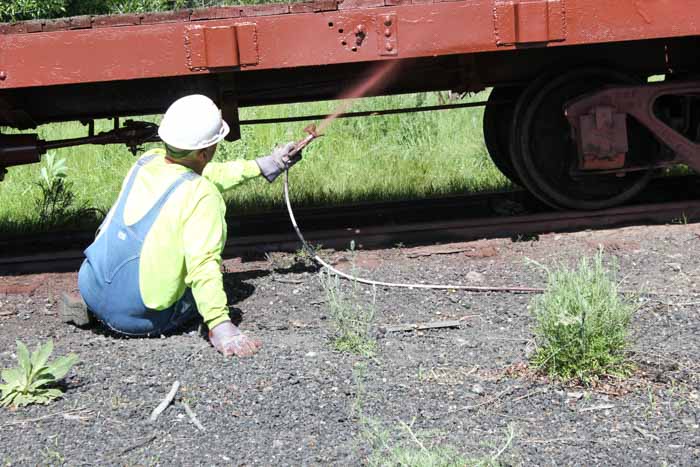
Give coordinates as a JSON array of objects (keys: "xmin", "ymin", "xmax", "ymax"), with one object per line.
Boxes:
[{"xmin": 158, "ymin": 94, "xmax": 230, "ymax": 150}]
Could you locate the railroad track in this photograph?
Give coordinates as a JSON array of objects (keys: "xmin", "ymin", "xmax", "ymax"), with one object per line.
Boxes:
[{"xmin": 2, "ymin": 176, "xmax": 700, "ymax": 274}]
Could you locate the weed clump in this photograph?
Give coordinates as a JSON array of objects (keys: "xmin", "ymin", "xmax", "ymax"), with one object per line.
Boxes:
[
  {"xmin": 0, "ymin": 340, "xmax": 78, "ymax": 408},
  {"xmin": 319, "ymin": 268, "xmax": 377, "ymax": 357},
  {"xmin": 34, "ymin": 152, "xmax": 96, "ymax": 229},
  {"xmin": 530, "ymin": 251, "xmax": 635, "ymax": 382}
]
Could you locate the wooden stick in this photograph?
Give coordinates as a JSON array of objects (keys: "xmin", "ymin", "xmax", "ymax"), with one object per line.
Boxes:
[
  {"xmin": 6, "ymin": 407, "xmax": 87, "ymax": 426},
  {"xmin": 449, "ymin": 388, "xmax": 513, "ymax": 413},
  {"xmin": 511, "ymin": 389, "xmax": 545, "ymax": 403},
  {"xmin": 119, "ymin": 434, "xmax": 157, "ymax": 456},
  {"xmin": 149, "ymin": 381, "xmax": 180, "ymax": 422},
  {"xmin": 180, "ymin": 401, "xmax": 205, "ymax": 431},
  {"xmin": 272, "ymin": 277, "xmax": 304, "ymax": 284},
  {"xmin": 380, "ymin": 320, "xmax": 462, "ymax": 333},
  {"xmin": 406, "ymin": 247, "xmax": 474, "ymax": 258},
  {"xmin": 579, "ymin": 404, "xmax": 616, "ymax": 413},
  {"xmin": 633, "ymin": 425, "xmax": 660, "ymax": 441}
]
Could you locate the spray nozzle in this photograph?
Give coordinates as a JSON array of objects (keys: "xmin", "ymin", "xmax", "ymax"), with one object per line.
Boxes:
[{"xmin": 291, "ymin": 124, "xmax": 322, "ymax": 156}]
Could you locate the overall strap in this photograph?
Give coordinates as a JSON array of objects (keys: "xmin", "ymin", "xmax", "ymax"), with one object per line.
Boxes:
[
  {"xmin": 113, "ymin": 154, "xmax": 158, "ymax": 224},
  {"xmin": 128, "ymin": 170, "xmax": 199, "ymax": 237}
]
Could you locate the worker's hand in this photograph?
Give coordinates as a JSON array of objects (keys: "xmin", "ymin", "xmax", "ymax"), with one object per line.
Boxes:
[
  {"xmin": 255, "ymin": 142, "xmax": 303, "ymax": 182},
  {"xmin": 208, "ymin": 321, "xmax": 262, "ymax": 358}
]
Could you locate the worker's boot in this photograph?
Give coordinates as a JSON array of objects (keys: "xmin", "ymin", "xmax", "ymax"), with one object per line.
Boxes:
[{"xmin": 60, "ymin": 292, "xmax": 91, "ymax": 327}]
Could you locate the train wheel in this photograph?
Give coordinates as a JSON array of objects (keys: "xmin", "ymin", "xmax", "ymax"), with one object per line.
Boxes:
[
  {"xmin": 483, "ymin": 87, "xmax": 523, "ymax": 184},
  {"xmin": 510, "ymin": 68, "xmax": 656, "ymax": 210}
]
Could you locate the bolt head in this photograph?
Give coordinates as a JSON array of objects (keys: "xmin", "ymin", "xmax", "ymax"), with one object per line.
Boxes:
[
  {"xmin": 356, "ymin": 24, "xmax": 365, "ymax": 33},
  {"xmin": 385, "ymin": 42, "xmax": 393, "ymax": 51},
  {"xmin": 384, "ymin": 28, "xmax": 392, "ymax": 37},
  {"xmin": 384, "ymin": 16, "xmax": 392, "ymax": 27},
  {"xmin": 0, "ymin": 71, "xmax": 6, "ymax": 81}
]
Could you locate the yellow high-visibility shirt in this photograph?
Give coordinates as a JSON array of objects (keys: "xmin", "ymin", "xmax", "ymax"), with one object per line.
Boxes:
[{"xmin": 100, "ymin": 148, "xmax": 261, "ymax": 329}]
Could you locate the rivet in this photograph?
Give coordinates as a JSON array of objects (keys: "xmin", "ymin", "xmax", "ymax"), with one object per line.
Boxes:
[
  {"xmin": 351, "ymin": 46, "xmax": 357, "ymax": 52},
  {"xmin": 385, "ymin": 42, "xmax": 393, "ymax": 51},
  {"xmin": 0, "ymin": 71, "xmax": 6, "ymax": 81},
  {"xmin": 384, "ymin": 16, "xmax": 392, "ymax": 27},
  {"xmin": 356, "ymin": 24, "xmax": 365, "ymax": 34},
  {"xmin": 384, "ymin": 28, "xmax": 392, "ymax": 37}
]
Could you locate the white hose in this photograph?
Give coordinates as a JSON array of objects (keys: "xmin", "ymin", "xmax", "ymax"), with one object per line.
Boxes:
[{"xmin": 283, "ymin": 171, "xmax": 542, "ymax": 294}]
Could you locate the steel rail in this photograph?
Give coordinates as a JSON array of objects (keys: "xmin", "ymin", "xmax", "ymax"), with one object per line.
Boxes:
[{"xmin": 2, "ymin": 198, "xmax": 700, "ymax": 275}]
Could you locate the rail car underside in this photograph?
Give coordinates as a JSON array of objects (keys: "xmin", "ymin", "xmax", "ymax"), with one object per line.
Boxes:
[{"xmin": 1, "ymin": 0, "xmax": 699, "ymax": 210}]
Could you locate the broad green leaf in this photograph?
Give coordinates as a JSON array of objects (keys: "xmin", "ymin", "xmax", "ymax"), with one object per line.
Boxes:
[
  {"xmin": 0, "ymin": 383, "xmax": 15, "ymax": 398},
  {"xmin": 13, "ymin": 393, "xmax": 34, "ymax": 407},
  {"xmin": 0, "ymin": 391, "xmax": 17, "ymax": 407},
  {"xmin": 55, "ymin": 158, "xmax": 68, "ymax": 178},
  {"xmin": 30, "ymin": 340, "xmax": 54, "ymax": 379},
  {"xmin": 28, "ymin": 373, "xmax": 55, "ymax": 390},
  {"xmin": 15, "ymin": 340, "xmax": 31, "ymax": 376},
  {"xmin": 31, "ymin": 387, "xmax": 63, "ymax": 404},
  {"xmin": 0, "ymin": 340, "xmax": 78, "ymax": 408},
  {"xmin": 1, "ymin": 367, "xmax": 24, "ymax": 386},
  {"xmin": 45, "ymin": 354, "xmax": 78, "ymax": 381},
  {"xmin": 41, "ymin": 388, "xmax": 63, "ymax": 400},
  {"xmin": 40, "ymin": 166, "xmax": 49, "ymax": 185},
  {"xmin": 0, "ymin": 379, "xmax": 21, "ymax": 395}
]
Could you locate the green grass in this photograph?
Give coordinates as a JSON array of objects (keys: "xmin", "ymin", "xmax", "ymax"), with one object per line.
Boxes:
[
  {"xmin": 0, "ymin": 91, "xmax": 510, "ymax": 235},
  {"xmin": 529, "ymin": 251, "xmax": 636, "ymax": 382},
  {"xmin": 361, "ymin": 417, "xmax": 515, "ymax": 467},
  {"xmin": 319, "ymin": 257, "xmax": 377, "ymax": 356}
]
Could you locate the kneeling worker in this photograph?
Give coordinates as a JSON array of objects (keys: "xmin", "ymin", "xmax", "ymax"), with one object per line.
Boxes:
[{"xmin": 63, "ymin": 95, "xmax": 301, "ymax": 357}]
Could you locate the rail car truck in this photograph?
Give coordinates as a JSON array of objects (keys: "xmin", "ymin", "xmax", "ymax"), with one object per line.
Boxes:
[{"xmin": 1, "ymin": 0, "xmax": 699, "ymax": 209}]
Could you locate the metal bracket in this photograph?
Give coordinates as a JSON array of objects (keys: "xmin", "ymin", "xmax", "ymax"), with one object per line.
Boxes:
[
  {"xmin": 494, "ymin": 0, "xmax": 566, "ymax": 46},
  {"xmin": 377, "ymin": 14, "xmax": 398, "ymax": 56},
  {"xmin": 185, "ymin": 24, "xmax": 258, "ymax": 70},
  {"xmin": 576, "ymin": 106, "xmax": 628, "ymax": 170},
  {"xmin": 565, "ymin": 81, "xmax": 700, "ymax": 174}
]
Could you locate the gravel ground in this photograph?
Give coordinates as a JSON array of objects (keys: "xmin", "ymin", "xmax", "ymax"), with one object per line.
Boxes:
[{"xmin": 0, "ymin": 223, "xmax": 699, "ymax": 466}]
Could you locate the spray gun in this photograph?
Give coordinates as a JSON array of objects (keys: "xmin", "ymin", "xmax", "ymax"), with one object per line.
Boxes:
[{"xmin": 288, "ymin": 124, "xmax": 321, "ymax": 159}]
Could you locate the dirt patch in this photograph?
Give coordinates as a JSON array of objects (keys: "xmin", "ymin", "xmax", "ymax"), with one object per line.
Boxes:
[{"xmin": 0, "ymin": 223, "xmax": 699, "ymax": 465}]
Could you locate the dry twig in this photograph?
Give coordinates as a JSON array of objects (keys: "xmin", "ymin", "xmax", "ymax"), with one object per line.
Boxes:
[
  {"xmin": 511, "ymin": 388, "xmax": 546, "ymax": 403},
  {"xmin": 578, "ymin": 404, "xmax": 616, "ymax": 413},
  {"xmin": 6, "ymin": 407, "xmax": 87, "ymax": 426},
  {"xmin": 119, "ymin": 434, "xmax": 157, "ymax": 456},
  {"xmin": 380, "ymin": 320, "xmax": 461, "ymax": 333},
  {"xmin": 149, "ymin": 381, "xmax": 180, "ymax": 422},
  {"xmin": 180, "ymin": 401, "xmax": 205, "ymax": 431},
  {"xmin": 452, "ymin": 388, "xmax": 513, "ymax": 413},
  {"xmin": 272, "ymin": 277, "xmax": 304, "ymax": 284},
  {"xmin": 633, "ymin": 425, "xmax": 660, "ymax": 441}
]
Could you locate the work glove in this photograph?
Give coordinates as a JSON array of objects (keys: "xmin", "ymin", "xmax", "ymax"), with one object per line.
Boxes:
[
  {"xmin": 209, "ymin": 321, "xmax": 262, "ymax": 358},
  {"xmin": 255, "ymin": 142, "xmax": 302, "ymax": 182}
]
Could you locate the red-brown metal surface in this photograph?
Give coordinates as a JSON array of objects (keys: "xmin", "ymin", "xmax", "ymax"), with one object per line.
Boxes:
[{"xmin": 0, "ymin": 0, "xmax": 698, "ymax": 90}]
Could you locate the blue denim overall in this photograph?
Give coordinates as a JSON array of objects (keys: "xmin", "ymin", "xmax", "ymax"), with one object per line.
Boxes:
[{"xmin": 78, "ymin": 155, "xmax": 199, "ymax": 336}]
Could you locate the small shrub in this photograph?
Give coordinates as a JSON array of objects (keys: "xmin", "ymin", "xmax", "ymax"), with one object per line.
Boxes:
[
  {"xmin": 319, "ymin": 267, "xmax": 377, "ymax": 357},
  {"xmin": 0, "ymin": 340, "xmax": 78, "ymax": 408},
  {"xmin": 529, "ymin": 251, "xmax": 635, "ymax": 381},
  {"xmin": 34, "ymin": 152, "xmax": 97, "ymax": 229}
]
